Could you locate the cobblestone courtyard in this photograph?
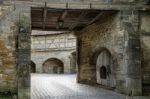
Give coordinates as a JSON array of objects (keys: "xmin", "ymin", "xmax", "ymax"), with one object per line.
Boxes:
[{"xmin": 31, "ymin": 74, "xmax": 126, "ymax": 99}]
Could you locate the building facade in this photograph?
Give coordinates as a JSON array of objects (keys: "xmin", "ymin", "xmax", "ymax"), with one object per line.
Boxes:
[
  {"xmin": 31, "ymin": 30, "xmax": 77, "ymax": 74},
  {"xmin": 0, "ymin": 0, "xmax": 149, "ymax": 99}
]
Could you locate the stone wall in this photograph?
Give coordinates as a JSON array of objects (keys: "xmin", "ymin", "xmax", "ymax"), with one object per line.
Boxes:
[
  {"xmin": 0, "ymin": 4, "xmax": 31, "ymax": 98},
  {"xmin": 76, "ymin": 10, "xmax": 144, "ymax": 95},
  {"xmin": 76, "ymin": 12, "xmax": 123, "ymax": 85},
  {"xmin": 45, "ymin": 0, "xmax": 147, "ymax": 3},
  {"xmin": 0, "ymin": 1, "xmax": 149, "ymax": 98},
  {"xmin": 4, "ymin": 0, "xmax": 141, "ymax": 3},
  {"xmin": 0, "ymin": 5, "xmax": 18, "ymax": 94},
  {"xmin": 140, "ymin": 11, "xmax": 150, "ymax": 95}
]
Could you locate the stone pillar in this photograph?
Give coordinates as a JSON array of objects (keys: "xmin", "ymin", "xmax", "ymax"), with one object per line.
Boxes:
[
  {"xmin": 117, "ymin": 10, "xmax": 142, "ymax": 96},
  {"xmin": 17, "ymin": 7, "xmax": 31, "ymax": 99},
  {"xmin": 36, "ymin": 62, "xmax": 43, "ymax": 73}
]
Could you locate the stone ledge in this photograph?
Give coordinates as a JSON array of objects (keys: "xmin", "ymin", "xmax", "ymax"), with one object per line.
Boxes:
[{"xmin": 2, "ymin": 1, "xmax": 150, "ymax": 10}]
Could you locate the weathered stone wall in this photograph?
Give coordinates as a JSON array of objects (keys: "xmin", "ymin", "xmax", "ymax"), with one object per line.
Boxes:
[
  {"xmin": 140, "ymin": 12, "xmax": 150, "ymax": 95},
  {"xmin": 4, "ymin": 0, "xmax": 141, "ymax": 3},
  {"xmin": 76, "ymin": 10, "xmax": 144, "ymax": 95},
  {"xmin": 0, "ymin": 5, "xmax": 18, "ymax": 94},
  {"xmin": 0, "ymin": 1, "xmax": 149, "ymax": 98},
  {"xmin": 17, "ymin": 6, "xmax": 31, "ymax": 99},
  {"xmin": 76, "ymin": 12, "xmax": 123, "ymax": 85},
  {"xmin": 0, "ymin": 4, "xmax": 31, "ymax": 99}
]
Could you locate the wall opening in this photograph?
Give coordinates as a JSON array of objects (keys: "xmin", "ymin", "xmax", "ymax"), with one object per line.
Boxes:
[
  {"xmin": 42, "ymin": 58, "xmax": 64, "ymax": 74},
  {"xmin": 100, "ymin": 66, "xmax": 107, "ymax": 79},
  {"xmin": 30, "ymin": 30, "xmax": 78, "ymax": 99},
  {"xmin": 31, "ymin": 61, "xmax": 36, "ymax": 73},
  {"xmin": 95, "ymin": 49, "xmax": 116, "ymax": 88}
]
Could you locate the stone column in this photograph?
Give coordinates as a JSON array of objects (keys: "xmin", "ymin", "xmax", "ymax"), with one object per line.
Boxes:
[
  {"xmin": 17, "ymin": 7, "xmax": 31, "ymax": 99},
  {"xmin": 117, "ymin": 10, "xmax": 142, "ymax": 96}
]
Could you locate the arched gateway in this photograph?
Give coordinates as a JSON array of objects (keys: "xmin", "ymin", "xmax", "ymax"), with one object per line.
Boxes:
[{"xmin": 43, "ymin": 58, "xmax": 64, "ymax": 74}]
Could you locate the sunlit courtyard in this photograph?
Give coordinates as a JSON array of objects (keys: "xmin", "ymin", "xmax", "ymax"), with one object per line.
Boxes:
[{"xmin": 31, "ymin": 74, "xmax": 125, "ymax": 99}]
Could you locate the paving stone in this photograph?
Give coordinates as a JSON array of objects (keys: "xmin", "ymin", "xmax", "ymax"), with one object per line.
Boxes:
[{"xmin": 31, "ymin": 74, "xmax": 126, "ymax": 99}]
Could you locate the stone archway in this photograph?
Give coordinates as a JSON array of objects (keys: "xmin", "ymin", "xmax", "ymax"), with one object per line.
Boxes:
[
  {"xmin": 31, "ymin": 61, "xmax": 36, "ymax": 73},
  {"xmin": 96, "ymin": 49, "xmax": 116, "ymax": 88},
  {"xmin": 43, "ymin": 58, "xmax": 64, "ymax": 74}
]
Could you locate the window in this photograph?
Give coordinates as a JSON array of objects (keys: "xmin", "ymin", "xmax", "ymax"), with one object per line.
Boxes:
[{"xmin": 100, "ymin": 66, "xmax": 107, "ymax": 79}]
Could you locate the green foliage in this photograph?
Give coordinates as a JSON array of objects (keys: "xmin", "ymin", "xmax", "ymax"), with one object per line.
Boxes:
[{"xmin": 0, "ymin": 95, "xmax": 11, "ymax": 99}]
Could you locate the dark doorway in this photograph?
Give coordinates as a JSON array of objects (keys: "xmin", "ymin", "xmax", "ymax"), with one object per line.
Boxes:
[
  {"xmin": 100, "ymin": 66, "xmax": 107, "ymax": 79},
  {"xmin": 31, "ymin": 61, "xmax": 36, "ymax": 73}
]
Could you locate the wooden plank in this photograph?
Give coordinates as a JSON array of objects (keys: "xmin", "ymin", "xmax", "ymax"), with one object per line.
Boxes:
[
  {"xmin": 60, "ymin": 10, "xmax": 68, "ymax": 20},
  {"xmin": 69, "ymin": 11, "xmax": 87, "ymax": 30},
  {"xmin": 88, "ymin": 12, "xmax": 104, "ymax": 25},
  {"xmin": 32, "ymin": 27, "xmax": 69, "ymax": 31},
  {"xmin": 43, "ymin": 2, "xmax": 47, "ymax": 30}
]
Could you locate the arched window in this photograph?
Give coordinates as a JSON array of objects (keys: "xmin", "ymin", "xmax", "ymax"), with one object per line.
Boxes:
[{"xmin": 100, "ymin": 66, "xmax": 107, "ymax": 79}]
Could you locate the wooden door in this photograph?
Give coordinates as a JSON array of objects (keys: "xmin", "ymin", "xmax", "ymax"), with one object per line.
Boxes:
[{"xmin": 96, "ymin": 50, "xmax": 115, "ymax": 87}]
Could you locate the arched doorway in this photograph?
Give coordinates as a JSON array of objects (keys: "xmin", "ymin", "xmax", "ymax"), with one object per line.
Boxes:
[
  {"xmin": 43, "ymin": 58, "xmax": 64, "ymax": 74},
  {"xmin": 96, "ymin": 49, "xmax": 116, "ymax": 88},
  {"xmin": 31, "ymin": 61, "xmax": 36, "ymax": 73}
]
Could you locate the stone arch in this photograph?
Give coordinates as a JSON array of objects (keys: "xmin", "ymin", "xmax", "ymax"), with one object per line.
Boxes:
[
  {"xmin": 31, "ymin": 61, "xmax": 36, "ymax": 73},
  {"xmin": 90, "ymin": 47, "xmax": 111, "ymax": 65},
  {"xmin": 90, "ymin": 47, "xmax": 116, "ymax": 88},
  {"xmin": 42, "ymin": 58, "xmax": 64, "ymax": 74}
]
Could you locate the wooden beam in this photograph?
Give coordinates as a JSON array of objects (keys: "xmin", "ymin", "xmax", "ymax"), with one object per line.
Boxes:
[
  {"xmin": 56, "ymin": 10, "xmax": 68, "ymax": 29},
  {"xmin": 60, "ymin": 10, "xmax": 68, "ymax": 20},
  {"xmin": 69, "ymin": 11, "xmax": 87, "ymax": 30},
  {"xmin": 31, "ymin": 8, "xmax": 42, "ymax": 10},
  {"xmin": 43, "ymin": 2, "xmax": 47, "ymax": 30},
  {"xmin": 32, "ymin": 27, "xmax": 69, "ymax": 31},
  {"xmin": 88, "ymin": 12, "xmax": 104, "ymax": 25}
]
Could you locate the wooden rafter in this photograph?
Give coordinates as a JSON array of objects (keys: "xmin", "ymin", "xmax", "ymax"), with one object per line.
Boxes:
[
  {"xmin": 69, "ymin": 11, "xmax": 87, "ymax": 30},
  {"xmin": 31, "ymin": 7, "xmax": 112, "ymax": 31},
  {"xmin": 88, "ymin": 11, "xmax": 104, "ymax": 25},
  {"xmin": 60, "ymin": 10, "xmax": 68, "ymax": 20},
  {"xmin": 56, "ymin": 10, "xmax": 68, "ymax": 29},
  {"xmin": 43, "ymin": 2, "xmax": 47, "ymax": 30}
]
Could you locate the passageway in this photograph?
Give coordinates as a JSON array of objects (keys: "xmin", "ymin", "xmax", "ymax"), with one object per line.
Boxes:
[{"xmin": 31, "ymin": 74, "xmax": 125, "ymax": 99}]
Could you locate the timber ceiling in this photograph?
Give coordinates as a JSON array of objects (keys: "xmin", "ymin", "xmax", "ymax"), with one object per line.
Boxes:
[{"xmin": 31, "ymin": 7, "xmax": 108, "ymax": 31}]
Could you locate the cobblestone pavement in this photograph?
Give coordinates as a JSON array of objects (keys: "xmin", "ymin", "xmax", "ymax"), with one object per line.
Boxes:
[{"xmin": 31, "ymin": 74, "xmax": 147, "ymax": 99}]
